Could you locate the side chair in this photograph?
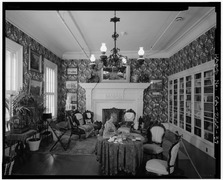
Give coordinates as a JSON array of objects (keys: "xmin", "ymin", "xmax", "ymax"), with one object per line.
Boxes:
[
  {"xmin": 145, "ymin": 134, "xmax": 183, "ymax": 176},
  {"xmin": 143, "ymin": 123, "xmax": 166, "ymax": 159}
]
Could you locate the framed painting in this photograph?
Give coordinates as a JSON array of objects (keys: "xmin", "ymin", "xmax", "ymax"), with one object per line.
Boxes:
[
  {"xmin": 101, "ymin": 65, "xmax": 130, "ymax": 83},
  {"xmin": 66, "ymin": 81, "xmax": 77, "ymax": 89},
  {"xmin": 67, "ymin": 67, "xmax": 77, "ymax": 75},
  {"xmin": 150, "ymin": 79, "xmax": 163, "ymax": 91},
  {"xmin": 29, "ymin": 80, "xmax": 42, "ymax": 96},
  {"xmin": 67, "ymin": 93, "xmax": 77, "ymax": 104},
  {"xmin": 29, "ymin": 48, "xmax": 42, "ymax": 73}
]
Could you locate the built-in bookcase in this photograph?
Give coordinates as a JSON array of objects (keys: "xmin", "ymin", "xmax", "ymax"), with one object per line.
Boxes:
[{"xmin": 168, "ymin": 60, "xmax": 215, "ymax": 157}]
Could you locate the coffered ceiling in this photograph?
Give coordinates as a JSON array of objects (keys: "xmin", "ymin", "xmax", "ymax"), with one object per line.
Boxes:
[{"xmin": 5, "ymin": 3, "xmax": 216, "ymax": 60}]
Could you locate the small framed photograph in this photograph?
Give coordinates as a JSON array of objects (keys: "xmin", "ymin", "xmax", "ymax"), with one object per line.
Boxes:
[
  {"xmin": 29, "ymin": 79, "xmax": 42, "ymax": 96},
  {"xmin": 67, "ymin": 93, "xmax": 77, "ymax": 104},
  {"xmin": 67, "ymin": 67, "xmax": 77, "ymax": 75},
  {"xmin": 29, "ymin": 48, "xmax": 42, "ymax": 73},
  {"xmin": 66, "ymin": 81, "xmax": 77, "ymax": 89},
  {"xmin": 150, "ymin": 79, "xmax": 163, "ymax": 91}
]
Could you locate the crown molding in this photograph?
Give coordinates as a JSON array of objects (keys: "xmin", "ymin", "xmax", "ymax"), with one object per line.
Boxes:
[{"xmin": 166, "ymin": 8, "xmax": 216, "ymax": 58}]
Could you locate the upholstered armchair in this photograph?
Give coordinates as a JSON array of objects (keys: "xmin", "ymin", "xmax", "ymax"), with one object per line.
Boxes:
[
  {"xmin": 83, "ymin": 110, "xmax": 94, "ymax": 124},
  {"xmin": 83, "ymin": 110, "xmax": 102, "ymax": 134}
]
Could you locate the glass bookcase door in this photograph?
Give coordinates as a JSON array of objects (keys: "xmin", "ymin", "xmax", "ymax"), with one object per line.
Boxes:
[
  {"xmin": 179, "ymin": 77, "xmax": 184, "ymax": 129},
  {"xmin": 169, "ymin": 80, "xmax": 173, "ymax": 124},
  {"xmin": 185, "ymin": 75, "xmax": 192, "ymax": 132},
  {"xmin": 194, "ymin": 73, "xmax": 202, "ymax": 137},
  {"xmin": 173, "ymin": 79, "xmax": 178, "ymax": 126},
  {"xmin": 203, "ymin": 70, "xmax": 214, "ymax": 143}
]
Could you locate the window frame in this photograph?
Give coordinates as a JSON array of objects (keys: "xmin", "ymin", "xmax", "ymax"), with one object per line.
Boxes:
[
  {"xmin": 44, "ymin": 58, "xmax": 58, "ymax": 118},
  {"xmin": 5, "ymin": 38, "xmax": 23, "ymax": 131}
]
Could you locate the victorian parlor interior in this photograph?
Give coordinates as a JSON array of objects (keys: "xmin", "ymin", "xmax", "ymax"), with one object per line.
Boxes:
[{"xmin": 3, "ymin": 2, "xmax": 220, "ymax": 179}]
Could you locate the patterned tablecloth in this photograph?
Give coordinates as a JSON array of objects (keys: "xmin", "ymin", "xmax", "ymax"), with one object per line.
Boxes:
[{"xmin": 95, "ymin": 133, "xmax": 144, "ymax": 175}]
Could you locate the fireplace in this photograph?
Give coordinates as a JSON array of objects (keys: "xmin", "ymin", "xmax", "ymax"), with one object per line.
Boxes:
[
  {"xmin": 102, "ymin": 108, "xmax": 125, "ymax": 125},
  {"xmin": 79, "ymin": 83, "xmax": 150, "ymax": 123}
]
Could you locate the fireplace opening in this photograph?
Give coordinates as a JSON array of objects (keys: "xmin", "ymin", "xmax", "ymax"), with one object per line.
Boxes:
[{"xmin": 102, "ymin": 107, "xmax": 125, "ymax": 125}]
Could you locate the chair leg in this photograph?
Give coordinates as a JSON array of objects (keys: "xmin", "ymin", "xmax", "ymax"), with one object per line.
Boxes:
[{"xmin": 50, "ymin": 140, "xmax": 59, "ymax": 151}]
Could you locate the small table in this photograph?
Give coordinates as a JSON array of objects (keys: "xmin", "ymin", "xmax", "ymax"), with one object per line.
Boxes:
[
  {"xmin": 6, "ymin": 130, "xmax": 37, "ymax": 156},
  {"xmin": 95, "ymin": 133, "xmax": 144, "ymax": 175}
]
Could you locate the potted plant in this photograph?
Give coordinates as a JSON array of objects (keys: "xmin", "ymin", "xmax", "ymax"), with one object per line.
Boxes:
[
  {"xmin": 6, "ymin": 88, "xmax": 46, "ymax": 151},
  {"xmin": 7, "ymin": 89, "xmax": 33, "ymax": 133},
  {"xmin": 26, "ymin": 93, "xmax": 46, "ymax": 151}
]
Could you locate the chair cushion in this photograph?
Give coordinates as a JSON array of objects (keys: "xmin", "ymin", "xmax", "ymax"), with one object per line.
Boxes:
[
  {"xmin": 143, "ymin": 144, "xmax": 163, "ymax": 154},
  {"xmin": 146, "ymin": 159, "xmax": 168, "ymax": 175}
]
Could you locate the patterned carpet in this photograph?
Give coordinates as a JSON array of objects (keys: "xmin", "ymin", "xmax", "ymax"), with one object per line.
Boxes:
[{"xmin": 37, "ymin": 134, "xmax": 98, "ymax": 155}]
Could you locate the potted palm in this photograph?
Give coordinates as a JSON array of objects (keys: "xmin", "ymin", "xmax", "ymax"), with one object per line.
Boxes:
[
  {"xmin": 26, "ymin": 93, "xmax": 46, "ymax": 151},
  {"xmin": 8, "ymin": 89, "xmax": 33, "ymax": 133},
  {"xmin": 7, "ymin": 88, "xmax": 46, "ymax": 151}
]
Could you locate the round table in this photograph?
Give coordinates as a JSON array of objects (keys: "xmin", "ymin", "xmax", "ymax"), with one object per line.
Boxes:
[{"xmin": 95, "ymin": 133, "xmax": 144, "ymax": 175}]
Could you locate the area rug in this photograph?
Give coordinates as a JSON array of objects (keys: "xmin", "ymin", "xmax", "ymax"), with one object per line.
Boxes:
[{"xmin": 37, "ymin": 134, "xmax": 98, "ymax": 155}]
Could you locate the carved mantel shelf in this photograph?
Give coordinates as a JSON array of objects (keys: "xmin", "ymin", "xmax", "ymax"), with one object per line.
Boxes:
[
  {"xmin": 79, "ymin": 83, "xmax": 150, "ymax": 90},
  {"xmin": 79, "ymin": 83, "xmax": 151, "ymax": 122}
]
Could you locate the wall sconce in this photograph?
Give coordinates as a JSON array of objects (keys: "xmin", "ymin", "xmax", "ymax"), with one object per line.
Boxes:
[
  {"xmin": 90, "ymin": 54, "xmax": 96, "ymax": 69},
  {"xmin": 137, "ymin": 47, "xmax": 145, "ymax": 65}
]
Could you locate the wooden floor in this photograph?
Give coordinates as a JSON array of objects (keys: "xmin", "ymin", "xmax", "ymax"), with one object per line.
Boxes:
[{"xmin": 8, "ymin": 134, "xmax": 218, "ymax": 178}]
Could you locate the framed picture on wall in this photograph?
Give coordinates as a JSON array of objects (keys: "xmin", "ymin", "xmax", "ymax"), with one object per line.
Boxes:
[
  {"xmin": 67, "ymin": 93, "xmax": 77, "ymax": 103},
  {"xmin": 66, "ymin": 81, "xmax": 77, "ymax": 89},
  {"xmin": 150, "ymin": 79, "xmax": 163, "ymax": 91},
  {"xmin": 29, "ymin": 79, "xmax": 42, "ymax": 96},
  {"xmin": 67, "ymin": 67, "xmax": 77, "ymax": 75},
  {"xmin": 29, "ymin": 48, "xmax": 42, "ymax": 73}
]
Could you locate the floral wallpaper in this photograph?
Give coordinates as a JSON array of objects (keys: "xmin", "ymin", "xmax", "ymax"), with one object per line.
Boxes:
[
  {"xmin": 5, "ymin": 19, "xmax": 215, "ymax": 124},
  {"xmin": 168, "ymin": 27, "xmax": 215, "ymax": 75},
  {"xmin": 5, "ymin": 21, "xmax": 65, "ymax": 120}
]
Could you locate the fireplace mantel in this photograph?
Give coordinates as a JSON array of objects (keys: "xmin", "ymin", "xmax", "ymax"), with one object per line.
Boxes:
[{"xmin": 79, "ymin": 83, "xmax": 150, "ymax": 122}]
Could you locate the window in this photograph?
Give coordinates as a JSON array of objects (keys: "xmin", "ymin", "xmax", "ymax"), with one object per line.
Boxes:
[
  {"xmin": 5, "ymin": 38, "xmax": 23, "ymax": 131},
  {"xmin": 44, "ymin": 59, "xmax": 57, "ymax": 118}
]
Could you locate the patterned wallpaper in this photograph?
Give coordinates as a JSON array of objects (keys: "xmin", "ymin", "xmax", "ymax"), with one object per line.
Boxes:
[
  {"xmin": 168, "ymin": 27, "xmax": 215, "ymax": 75},
  {"xmin": 6, "ymin": 20, "xmax": 215, "ymax": 124},
  {"xmin": 63, "ymin": 58, "xmax": 169, "ymax": 123},
  {"xmin": 5, "ymin": 21, "xmax": 65, "ymax": 120}
]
